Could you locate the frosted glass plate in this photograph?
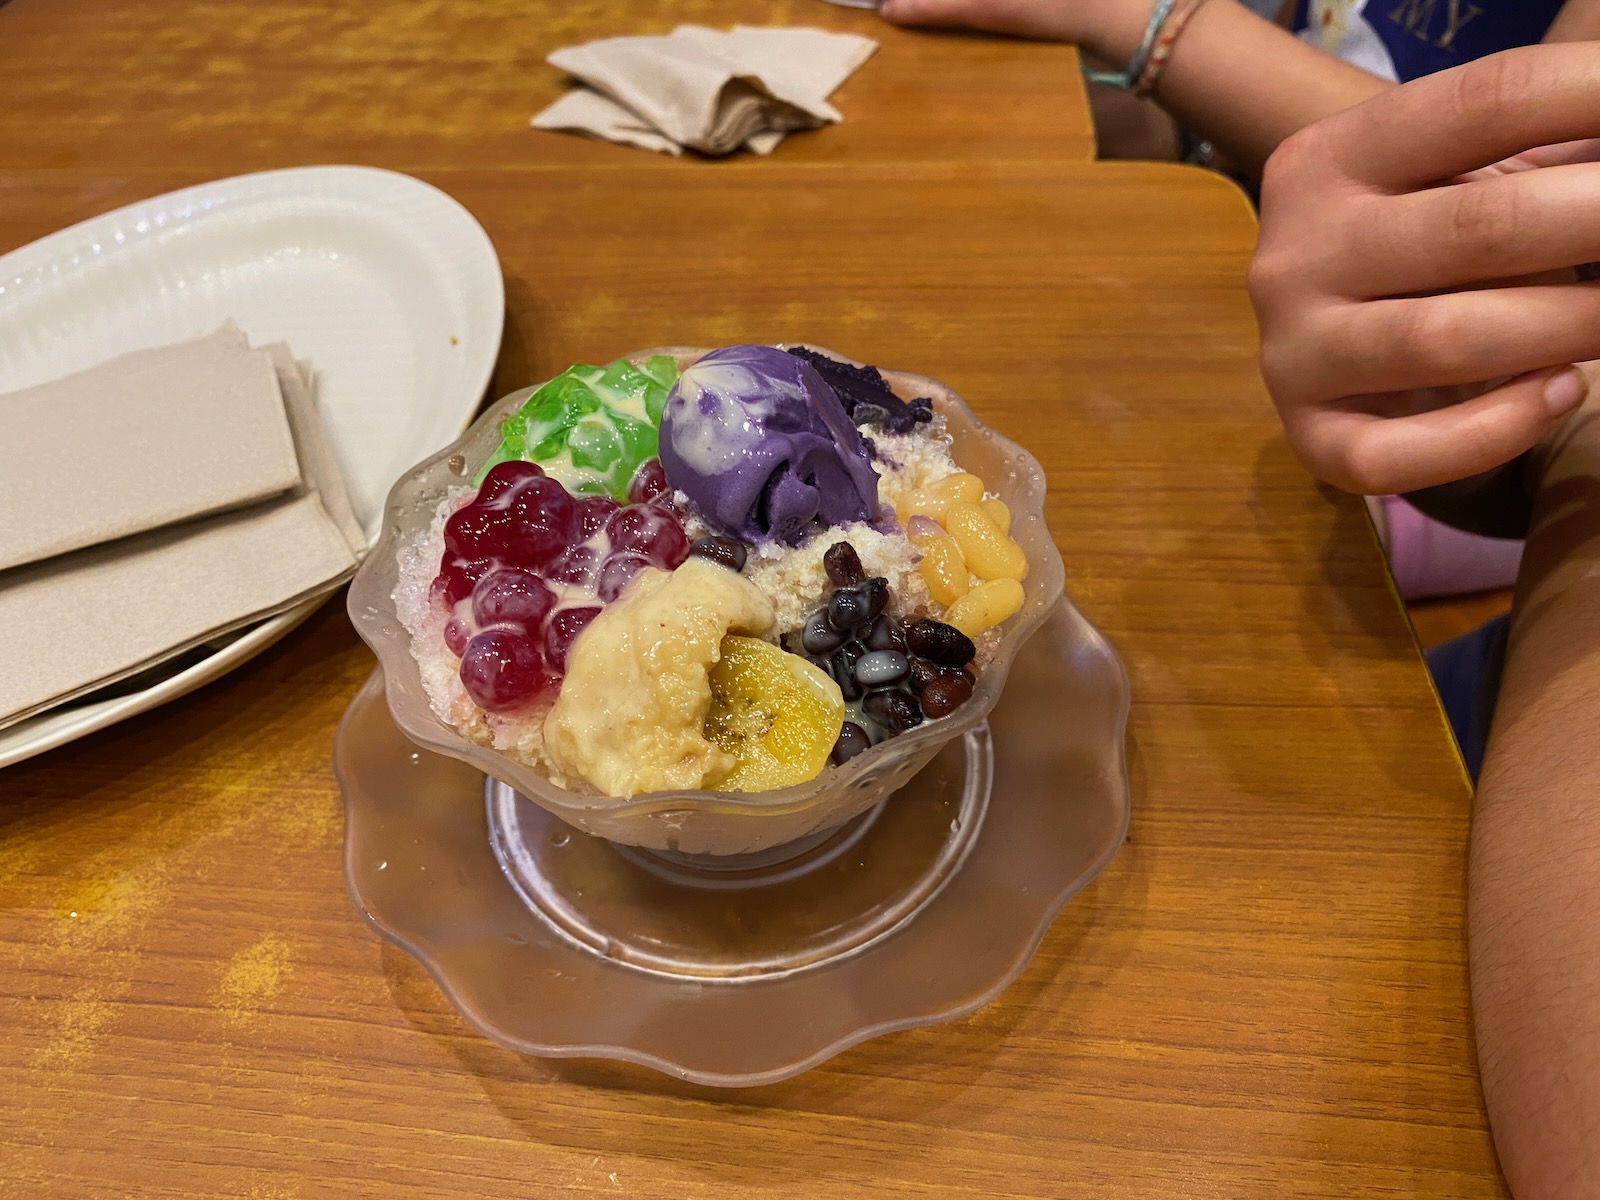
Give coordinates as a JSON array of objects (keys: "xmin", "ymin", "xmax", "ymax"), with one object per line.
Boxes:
[{"xmin": 336, "ymin": 598, "xmax": 1130, "ymax": 1086}]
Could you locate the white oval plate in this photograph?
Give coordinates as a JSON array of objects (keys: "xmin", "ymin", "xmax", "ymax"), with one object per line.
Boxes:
[{"xmin": 0, "ymin": 166, "xmax": 504, "ymax": 768}]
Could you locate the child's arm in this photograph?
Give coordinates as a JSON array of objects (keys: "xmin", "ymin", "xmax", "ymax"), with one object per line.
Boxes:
[
  {"xmin": 1243, "ymin": 44, "xmax": 1600, "ymax": 1187},
  {"xmin": 877, "ymin": 0, "xmax": 1391, "ymax": 170},
  {"xmin": 1547, "ymin": 0, "xmax": 1600, "ymax": 41},
  {"xmin": 1469, "ymin": 391, "xmax": 1600, "ymax": 1197}
]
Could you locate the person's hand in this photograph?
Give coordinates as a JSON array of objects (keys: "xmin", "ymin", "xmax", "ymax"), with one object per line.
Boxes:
[{"xmin": 1248, "ymin": 45, "xmax": 1600, "ymax": 495}]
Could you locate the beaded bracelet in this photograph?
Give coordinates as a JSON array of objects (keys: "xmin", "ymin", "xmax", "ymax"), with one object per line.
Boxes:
[
  {"xmin": 1083, "ymin": 0, "xmax": 1178, "ymax": 90},
  {"xmin": 1132, "ymin": 0, "xmax": 1212, "ymax": 98}
]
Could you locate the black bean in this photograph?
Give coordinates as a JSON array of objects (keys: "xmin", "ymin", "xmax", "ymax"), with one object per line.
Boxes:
[
  {"xmin": 861, "ymin": 577, "xmax": 889, "ymax": 620},
  {"xmin": 827, "ymin": 587, "xmax": 870, "ymax": 634},
  {"xmin": 840, "ymin": 639, "xmax": 865, "ymax": 674},
  {"xmin": 863, "ymin": 689, "xmax": 924, "ymax": 734},
  {"xmin": 855, "ymin": 650, "xmax": 910, "ymax": 689},
  {"xmin": 823, "ymin": 541, "xmax": 865, "ymax": 588},
  {"xmin": 919, "ymin": 673, "xmax": 974, "ymax": 718},
  {"xmin": 907, "ymin": 656, "xmax": 941, "ymax": 692},
  {"xmin": 909, "ymin": 657, "xmax": 972, "ymax": 694},
  {"xmin": 801, "ymin": 608, "xmax": 845, "ymax": 655},
  {"xmin": 903, "ymin": 619, "xmax": 976, "ymax": 668},
  {"xmin": 865, "ymin": 615, "xmax": 905, "ymax": 653},
  {"xmin": 830, "ymin": 721, "xmax": 872, "ymax": 766},
  {"xmin": 688, "ymin": 535, "xmax": 748, "ymax": 573},
  {"xmin": 829, "ymin": 647, "xmax": 864, "ymax": 702}
]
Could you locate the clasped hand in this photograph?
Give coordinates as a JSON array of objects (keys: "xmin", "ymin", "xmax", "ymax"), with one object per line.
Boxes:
[{"xmin": 1249, "ymin": 45, "xmax": 1600, "ymax": 495}]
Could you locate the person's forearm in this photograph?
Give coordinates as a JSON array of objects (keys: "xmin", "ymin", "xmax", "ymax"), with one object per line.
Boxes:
[
  {"xmin": 1469, "ymin": 398, "xmax": 1600, "ymax": 1196},
  {"xmin": 1082, "ymin": 0, "xmax": 1392, "ymax": 171},
  {"xmin": 1546, "ymin": 0, "xmax": 1600, "ymax": 42}
]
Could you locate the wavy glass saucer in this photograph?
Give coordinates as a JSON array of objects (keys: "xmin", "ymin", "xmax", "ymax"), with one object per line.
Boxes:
[{"xmin": 336, "ymin": 597, "xmax": 1129, "ymax": 1086}]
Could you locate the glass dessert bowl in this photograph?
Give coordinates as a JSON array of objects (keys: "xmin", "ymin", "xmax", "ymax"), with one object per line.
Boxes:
[{"xmin": 347, "ymin": 346, "xmax": 1066, "ymax": 858}]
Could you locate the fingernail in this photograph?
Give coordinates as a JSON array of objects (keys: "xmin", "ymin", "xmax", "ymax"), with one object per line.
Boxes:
[{"xmin": 1544, "ymin": 367, "xmax": 1588, "ymax": 418}]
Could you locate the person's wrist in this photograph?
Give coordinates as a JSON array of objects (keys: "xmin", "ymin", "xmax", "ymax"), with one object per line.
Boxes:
[{"xmin": 1078, "ymin": 0, "xmax": 1166, "ymax": 72}]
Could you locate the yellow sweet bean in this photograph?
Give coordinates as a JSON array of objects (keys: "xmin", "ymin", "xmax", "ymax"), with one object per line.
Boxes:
[
  {"xmin": 979, "ymin": 497, "xmax": 1011, "ymax": 534},
  {"xmin": 944, "ymin": 502, "xmax": 1028, "ymax": 581},
  {"xmin": 930, "ymin": 472, "xmax": 985, "ymax": 507},
  {"xmin": 945, "ymin": 578, "xmax": 1025, "ymax": 637},
  {"xmin": 896, "ymin": 472, "xmax": 985, "ymax": 525},
  {"xmin": 920, "ymin": 549, "xmax": 969, "ymax": 606},
  {"xmin": 907, "ymin": 520, "xmax": 969, "ymax": 606},
  {"xmin": 893, "ymin": 490, "xmax": 929, "ymax": 526}
]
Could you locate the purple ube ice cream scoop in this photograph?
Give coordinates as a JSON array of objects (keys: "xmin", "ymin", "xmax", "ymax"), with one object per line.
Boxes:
[{"xmin": 658, "ymin": 345, "xmax": 881, "ymax": 545}]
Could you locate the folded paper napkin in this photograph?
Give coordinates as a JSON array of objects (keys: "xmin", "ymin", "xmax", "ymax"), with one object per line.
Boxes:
[
  {"xmin": 532, "ymin": 25, "xmax": 877, "ymax": 156},
  {"xmin": 0, "ymin": 328, "xmax": 303, "ymax": 572},
  {"xmin": 0, "ymin": 325, "xmax": 363, "ymax": 729}
]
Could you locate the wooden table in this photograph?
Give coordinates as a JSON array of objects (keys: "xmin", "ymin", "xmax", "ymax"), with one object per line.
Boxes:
[{"xmin": 0, "ymin": 2, "xmax": 1504, "ymax": 1196}]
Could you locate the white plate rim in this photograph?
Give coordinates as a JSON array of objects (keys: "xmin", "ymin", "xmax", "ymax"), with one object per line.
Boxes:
[{"xmin": 0, "ymin": 165, "xmax": 504, "ymax": 770}]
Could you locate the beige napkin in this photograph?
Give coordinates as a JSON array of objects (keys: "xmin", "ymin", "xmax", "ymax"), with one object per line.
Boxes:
[
  {"xmin": 0, "ymin": 326, "xmax": 362, "ymax": 729},
  {"xmin": 0, "ymin": 493, "xmax": 356, "ymax": 728},
  {"xmin": 0, "ymin": 325, "xmax": 302, "ymax": 573},
  {"xmin": 266, "ymin": 342, "xmax": 365, "ymax": 559},
  {"xmin": 532, "ymin": 25, "xmax": 877, "ymax": 156}
]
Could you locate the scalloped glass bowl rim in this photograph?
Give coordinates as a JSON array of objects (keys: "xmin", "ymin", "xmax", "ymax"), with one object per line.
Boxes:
[{"xmin": 348, "ymin": 344, "xmax": 1065, "ymax": 820}]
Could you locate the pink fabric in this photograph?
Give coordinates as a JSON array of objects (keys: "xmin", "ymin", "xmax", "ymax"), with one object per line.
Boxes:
[{"xmin": 1377, "ymin": 495, "xmax": 1523, "ymax": 601}]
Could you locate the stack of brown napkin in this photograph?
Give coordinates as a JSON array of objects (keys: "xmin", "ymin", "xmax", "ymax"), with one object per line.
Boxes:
[
  {"xmin": 0, "ymin": 324, "xmax": 364, "ymax": 729},
  {"xmin": 532, "ymin": 25, "xmax": 878, "ymax": 156}
]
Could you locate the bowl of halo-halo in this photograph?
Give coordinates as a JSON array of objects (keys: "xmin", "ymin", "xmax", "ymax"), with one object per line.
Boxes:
[{"xmin": 346, "ymin": 346, "xmax": 1066, "ymax": 855}]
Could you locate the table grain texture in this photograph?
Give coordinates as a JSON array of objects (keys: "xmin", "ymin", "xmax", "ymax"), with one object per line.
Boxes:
[{"xmin": 0, "ymin": 0, "xmax": 1502, "ymax": 1196}]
